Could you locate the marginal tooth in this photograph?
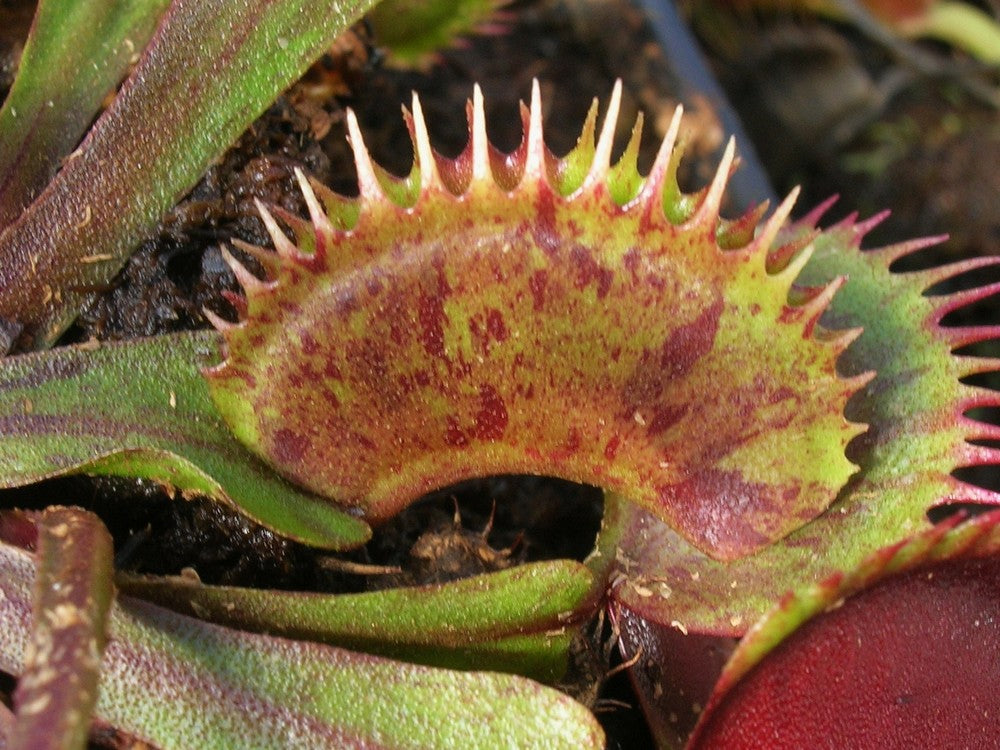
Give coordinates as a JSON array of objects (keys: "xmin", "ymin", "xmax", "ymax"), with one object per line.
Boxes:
[
  {"xmin": 815, "ymin": 325, "xmax": 864, "ymax": 355},
  {"xmin": 346, "ymin": 108, "xmax": 385, "ymax": 203},
  {"xmin": 221, "ymin": 245, "xmax": 265, "ymax": 293},
  {"xmin": 828, "ymin": 210, "xmax": 860, "ymax": 235},
  {"xmin": 203, "ymin": 306, "xmax": 235, "ymax": 333},
  {"xmin": 910, "ymin": 254, "xmax": 1000, "ymax": 291},
  {"xmin": 943, "ymin": 478, "xmax": 1000, "ymax": 505},
  {"xmin": 294, "ymin": 168, "xmax": 330, "ymax": 231},
  {"xmin": 959, "ymin": 442, "xmax": 1000, "ymax": 467},
  {"xmin": 691, "ymin": 136, "xmax": 735, "ymax": 226},
  {"xmin": 254, "ymin": 199, "xmax": 300, "ymax": 261},
  {"xmin": 833, "ymin": 326, "xmax": 865, "ymax": 355},
  {"xmin": 844, "ymin": 369, "xmax": 875, "ymax": 393},
  {"xmin": 270, "ymin": 207, "xmax": 317, "ymax": 249},
  {"xmin": 960, "ymin": 415, "xmax": 1000, "ymax": 442},
  {"xmin": 230, "ymin": 238, "xmax": 280, "ymax": 278},
  {"xmin": 585, "ymin": 78, "xmax": 622, "ymax": 187},
  {"xmin": 766, "ymin": 230, "xmax": 814, "ymax": 275},
  {"xmin": 783, "ymin": 276, "xmax": 844, "ymax": 336},
  {"xmin": 803, "ymin": 275, "xmax": 845, "ymax": 311},
  {"xmin": 866, "ymin": 234, "xmax": 947, "ymax": 267},
  {"xmin": 471, "ymin": 84, "xmax": 490, "ymax": 182},
  {"xmin": 796, "ymin": 194, "xmax": 839, "ymax": 231},
  {"xmin": 294, "ymin": 168, "xmax": 335, "ymax": 260},
  {"xmin": 853, "ymin": 209, "xmax": 891, "ymax": 239},
  {"xmin": 955, "ymin": 355, "xmax": 1000, "ymax": 378},
  {"xmin": 754, "ymin": 186, "xmax": 800, "ymax": 262},
  {"xmin": 608, "ymin": 112, "xmax": 645, "ymax": 205},
  {"xmin": 932, "ymin": 279, "xmax": 1000, "ymax": 322},
  {"xmin": 623, "ymin": 113, "xmax": 643, "ymax": 164},
  {"xmin": 410, "ymin": 92, "xmax": 442, "ymax": 191},
  {"xmin": 959, "ymin": 383, "xmax": 1000, "ymax": 412},
  {"xmin": 774, "ymin": 238, "xmax": 815, "ymax": 289},
  {"xmin": 221, "ymin": 289, "xmax": 248, "ymax": 318},
  {"xmin": 579, "ymin": 99, "xmax": 599, "ymax": 151},
  {"xmin": 525, "ymin": 78, "xmax": 545, "ymax": 180},
  {"xmin": 941, "ymin": 324, "xmax": 1000, "ymax": 349},
  {"xmin": 637, "ymin": 105, "xmax": 682, "ymax": 207}
]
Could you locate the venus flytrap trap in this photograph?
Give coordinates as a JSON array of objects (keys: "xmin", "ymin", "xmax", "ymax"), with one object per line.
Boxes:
[
  {"xmin": 204, "ymin": 81, "xmax": 867, "ymax": 561},
  {"xmin": 2, "ymin": 1, "xmax": 1000, "ymax": 745}
]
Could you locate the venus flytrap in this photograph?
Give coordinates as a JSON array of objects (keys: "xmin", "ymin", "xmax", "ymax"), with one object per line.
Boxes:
[{"xmin": 1, "ymin": 2, "xmax": 1000, "ymax": 746}]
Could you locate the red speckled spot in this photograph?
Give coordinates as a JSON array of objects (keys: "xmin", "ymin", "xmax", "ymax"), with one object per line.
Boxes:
[
  {"xmin": 570, "ymin": 245, "xmax": 614, "ymax": 299},
  {"xmin": 622, "ymin": 300, "xmax": 723, "ymax": 414},
  {"xmin": 529, "ymin": 270, "xmax": 548, "ymax": 311},
  {"xmin": 659, "ymin": 299, "xmax": 723, "ymax": 379},
  {"xmin": 473, "ymin": 384, "xmax": 508, "ymax": 440},
  {"xmin": 444, "ymin": 416, "xmax": 468, "ymax": 447},
  {"xmin": 657, "ymin": 469, "xmax": 773, "ymax": 556},
  {"xmin": 604, "ymin": 435, "xmax": 621, "ymax": 461},
  {"xmin": 533, "ymin": 187, "xmax": 560, "ymax": 257},
  {"xmin": 486, "ymin": 308, "xmax": 509, "ymax": 342},
  {"xmin": 417, "ymin": 258, "xmax": 451, "ymax": 359},
  {"xmin": 418, "ymin": 292, "xmax": 446, "ymax": 359},
  {"xmin": 300, "ymin": 332, "xmax": 320, "ymax": 355},
  {"xmin": 271, "ymin": 428, "xmax": 309, "ymax": 465},
  {"xmin": 692, "ymin": 557, "xmax": 1000, "ymax": 749},
  {"xmin": 647, "ymin": 404, "xmax": 688, "ymax": 436}
]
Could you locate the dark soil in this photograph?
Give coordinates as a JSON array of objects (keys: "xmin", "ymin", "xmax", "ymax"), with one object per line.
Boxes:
[{"xmin": 2, "ymin": 1, "xmax": 1000, "ymax": 748}]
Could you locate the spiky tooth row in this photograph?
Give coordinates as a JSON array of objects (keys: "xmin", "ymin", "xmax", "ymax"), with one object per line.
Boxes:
[
  {"xmin": 343, "ymin": 79, "xmax": 706, "ymax": 221},
  {"xmin": 225, "ymin": 80, "xmax": 831, "ymax": 298}
]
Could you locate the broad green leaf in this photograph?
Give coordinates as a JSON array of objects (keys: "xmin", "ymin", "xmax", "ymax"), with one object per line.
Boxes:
[
  {"xmin": 0, "ymin": 0, "xmax": 171, "ymax": 231},
  {"xmin": 0, "ymin": 539, "xmax": 605, "ymax": 749},
  {"xmin": 0, "ymin": 0, "xmax": 379, "ymax": 349},
  {"xmin": 119, "ymin": 560, "xmax": 598, "ymax": 682},
  {"xmin": 0, "ymin": 331, "xmax": 371, "ymax": 550},
  {"xmin": 7, "ymin": 508, "xmax": 113, "ymax": 750}
]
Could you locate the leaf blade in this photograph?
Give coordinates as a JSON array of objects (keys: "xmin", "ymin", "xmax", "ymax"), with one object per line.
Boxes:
[
  {"xmin": 0, "ymin": 539, "xmax": 605, "ymax": 749},
  {"xmin": 119, "ymin": 560, "xmax": 597, "ymax": 682},
  {"xmin": 0, "ymin": 0, "xmax": 378, "ymax": 349},
  {"xmin": 0, "ymin": 0, "xmax": 172, "ymax": 231},
  {"xmin": 7, "ymin": 508, "xmax": 113, "ymax": 750},
  {"xmin": 0, "ymin": 331, "xmax": 371, "ymax": 549}
]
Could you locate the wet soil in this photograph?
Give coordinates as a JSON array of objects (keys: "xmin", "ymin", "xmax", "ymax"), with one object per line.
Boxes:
[{"xmin": 2, "ymin": 0, "xmax": 1000, "ymax": 747}]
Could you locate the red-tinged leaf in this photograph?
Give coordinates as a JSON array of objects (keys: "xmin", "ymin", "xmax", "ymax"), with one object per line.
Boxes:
[
  {"xmin": 0, "ymin": 0, "xmax": 379, "ymax": 350},
  {"xmin": 0, "ymin": 331, "xmax": 371, "ymax": 550},
  {"xmin": 119, "ymin": 559, "xmax": 597, "ymax": 682},
  {"xmin": 602, "ymin": 210, "xmax": 1000, "ymax": 635},
  {"xmin": 609, "ymin": 603, "xmax": 736, "ymax": 750},
  {"xmin": 0, "ymin": 703, "xmax": 12, "ymax": 748},
  {"xmin": 688, "ymin": 510, "xmax": 1000, "ymax": 749},
  {"xmin": 7, "ymin": 508, "xmax": 113, "ymax": 750},
  {"xmin": 0, "ymin": 539, "xmax": 605, "ymax": 749},
  {"xmin": 205, "ymin": 83, "xmax": 864, "ymax": 562},
  {"xmin": 0, "ymin": 0, "xmax": 172, "ymax": 231},
  {"xmin": 0, "ymin": 510, "xmax": 38, "ymax": 551}
]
